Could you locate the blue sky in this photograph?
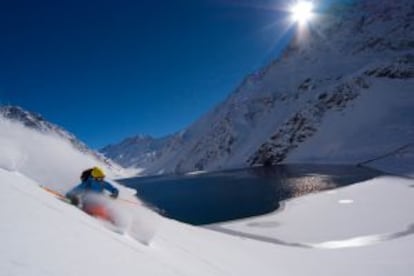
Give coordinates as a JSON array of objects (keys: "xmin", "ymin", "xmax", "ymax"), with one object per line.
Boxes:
[{"xmin": 0, "ymin": 0, "xmax": 302, "ymax": 149}]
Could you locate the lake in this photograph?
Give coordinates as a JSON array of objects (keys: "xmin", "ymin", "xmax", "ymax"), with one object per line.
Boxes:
[{"xmin": 117, "ymin": 164, "xmax": 384, "ymax": 225}]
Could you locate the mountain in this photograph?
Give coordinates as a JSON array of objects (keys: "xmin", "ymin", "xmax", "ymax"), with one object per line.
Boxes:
[
  {"xmin": 0, "ymin": 105, "xmax": 123, "ymax": 173},
  {"xmin": 102, "ymin": 0, "xmax": 414, "ymax": 176},
  {"xmin": 100, "ymin": 135, "xmax": 175, "ymax": 168}
]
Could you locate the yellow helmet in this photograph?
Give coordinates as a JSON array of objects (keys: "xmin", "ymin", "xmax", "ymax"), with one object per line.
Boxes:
[{"xmin": 91, "ymin": 167, "xmax": 105, "ymax": 179}]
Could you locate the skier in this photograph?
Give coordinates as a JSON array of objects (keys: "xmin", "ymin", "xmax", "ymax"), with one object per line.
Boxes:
[{"xmin": 66, "ymin": 167, "xmax": 119, "ymax": 221}]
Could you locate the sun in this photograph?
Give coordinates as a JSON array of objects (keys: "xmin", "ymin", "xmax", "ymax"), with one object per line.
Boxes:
[{"xmin": 290, "ymin": 1, "xmax": 314, "ymax": 24}]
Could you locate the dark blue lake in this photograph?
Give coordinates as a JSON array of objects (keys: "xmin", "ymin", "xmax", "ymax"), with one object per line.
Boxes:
[{"xmin": 117, "ymin": 164, "xmax": 384, "ymax": 225}]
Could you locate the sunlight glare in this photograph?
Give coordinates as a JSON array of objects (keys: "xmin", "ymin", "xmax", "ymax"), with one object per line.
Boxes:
[{"xmin": 290, "ymin": 1, "xmax": 314, "ymax": 24}]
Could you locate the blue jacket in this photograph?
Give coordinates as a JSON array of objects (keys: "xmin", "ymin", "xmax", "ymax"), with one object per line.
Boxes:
[{"xmin": 66, "ymin": 177, "xmax": 119, "ymax": 199}]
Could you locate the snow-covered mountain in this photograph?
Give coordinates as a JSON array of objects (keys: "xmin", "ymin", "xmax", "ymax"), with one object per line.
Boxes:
[
  {"xmin": 102, "ymin": 0, "xmax": 413, "ymax": 176},
  {"xmin": 0, "ymin": 105, "xmax": 136, "ymax": 189},
  {"xmin": 100, "ymin": 134, "xmax": 176, "ymax": 168},
  {"xmin": 0, "ymin": 105, "xmax": 120, "ymax": 170}
]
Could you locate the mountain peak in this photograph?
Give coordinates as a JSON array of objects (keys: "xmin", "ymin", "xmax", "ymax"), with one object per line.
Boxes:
[{"xmin": 0, "ymin": 105, "xmax": 48, "ymax": 131}]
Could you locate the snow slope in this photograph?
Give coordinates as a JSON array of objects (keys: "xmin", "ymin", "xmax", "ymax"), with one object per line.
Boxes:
[
  {"xmin": 286, "ymin": 74, "xmax": 414, "ymax": 166},
  {"xmin": 2, "ymin": 165, "xmax": 414, "ymax": 275},
  {"xmin": 0, "ymin": 169, "xmax": 258, "ymax": 276},
  {"xmin": 365, "ymin": 144, "xmax": 414, "ymax": 177}
]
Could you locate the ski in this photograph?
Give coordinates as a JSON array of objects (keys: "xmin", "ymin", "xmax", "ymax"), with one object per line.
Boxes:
[{"xmin": 40, "ymin": 185, "xmax": 71, "ymax": 203}]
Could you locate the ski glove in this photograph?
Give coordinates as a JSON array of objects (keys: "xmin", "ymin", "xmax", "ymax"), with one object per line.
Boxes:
[{"xmin": 110, "ymin": 190, "xmax": 119, "ymax": 199}]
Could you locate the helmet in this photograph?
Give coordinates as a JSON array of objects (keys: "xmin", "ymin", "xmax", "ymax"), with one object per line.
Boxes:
[{"xmin": 91, "ymin": 167, "xmax": 105, "ymax": 179}]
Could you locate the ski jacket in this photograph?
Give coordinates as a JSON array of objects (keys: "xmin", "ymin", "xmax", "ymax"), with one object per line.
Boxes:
[{"xmin": 66, "ymin": 177, "xmax": 119, "ymax": 199}]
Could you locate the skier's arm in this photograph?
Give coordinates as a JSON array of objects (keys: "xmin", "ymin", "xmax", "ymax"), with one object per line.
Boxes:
[
  {"xmin": 66, "ymin": 182, "xmax": 86, "ymax": 196},
  {"xmin": 103, "ymin": 181, "xmax": 119, "ymax": 198}
]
